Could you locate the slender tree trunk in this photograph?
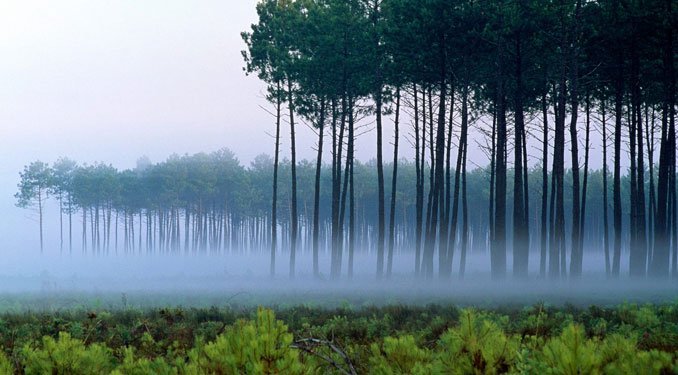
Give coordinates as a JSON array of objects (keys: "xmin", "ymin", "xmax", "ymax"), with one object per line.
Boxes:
[
  {"xmin": 602, "ymin": 100, "xmax": 611, "ymax": 277},
  {"xmin": 568, "ymin": 76, "xmax": 581, "ymax": 279},
  {"xmin": 445, "ymin": 85, "xmax": 467, "ymax": 278},
  {"xmin": 425, "ymin": 43, "xmax": 447, "ymax": 280},
  {"xmin": 387, "ymin": 88, "xmax": 400, "ymax": 278},
  {"xmin": 459, "ymin": 118, "xmax": 469, "ymax": 280},
  {"xmin": 489, "ymin": 103, "xmax": 497, "ymax": 269},
  {"xmin": 338, "ymin": 97, "xmax": 354, "ymax": 279},
  {"xmin": 287, "ymin": 78, "xmax": 298, "ymax": 279},
  {"xmin": 613, "ymin": 62, "xmax": 623, "ymax": 278},
  {"xmin": 646, "ymin": 105, "xmax": 656, "ymax": 263},
  {"xmin": 457, "ymin": 85, "xmax": 469, "ymax": 278},
  {"xmin": 59, "ymin": 196, "xmax": 63, "ymax": 254},
  {"xmin": 345, "ymin": 99, "xmax": 356, "ymax": 278},
  {"xmin": 579, "ymin": 92, "xmax": 591, "ymax": 276},
  {"xmin": 312, "ymin": 99, "xmax": 326, "ymax": 278},
  {"xmin": 348, "ymin": 128, "xmax": 356, "ymax": 280},
  {"xmin": 493, "ymin": 72, "xmax": 507, "ymax": 280},
  {"xmin": 38, "ymin": 189, "xmax": 43, "ymax": 253},
  {"xmin": 376, "ymin": 84, "xmax": 385, "ymax": 280},
  {"xmin": 630, "ymin": 32, "xmax": 647, "ymax": 278},
  {"xmin": 551, "ymin": 75, "xmax": 567, "ymax": 279},
  {"xmin": 422, "ymin": 86, "xmax": 435, "ymax": 276},
  {"xmin": 513, "ymin": 35, "xmax": 528, "ymax": 279},
  {"xmin": 116, "ymin": 210, "xmax": 119, "ymax": 254},
  {"xmin": 68, "ymin": 195, "xmax": 72, "ymax": 254},
  {"xmin": 413, "ymin": 85, "xmax": 423, "ymax": 277},
  {"xmin": 331, "ymin": 88, "xmax": 347, "ymax": 279},
  {"xmin": 653, "ymin": 0, "xmax": 675, "ymax": 278},
  {"xmin": 443, "ymin": 82, "xmax": 454, "ymax": 275},
  {"xmin": 540, "ymin": 93, "xmax": 549, "ymax": 278},
  {"xmin": 82, "ymin": 207, "xmax": 87, "ymax": 254}
]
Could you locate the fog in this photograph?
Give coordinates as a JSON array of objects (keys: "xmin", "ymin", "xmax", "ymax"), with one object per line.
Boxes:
[
  {"xmin": 0, "ymin": 195, "xmax": 675, "ymax": 308},
  {"xmin": 2, "ymin": 239, "xmax": 676, "ymax": 310}
]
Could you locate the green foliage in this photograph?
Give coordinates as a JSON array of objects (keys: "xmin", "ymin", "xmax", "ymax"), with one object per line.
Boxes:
[
  {"xmin": 186, "ymin": 308, "xmax": 305, "ymax": 374},
  {"xmin": 368, "ymin": 335, "xmax": 432, "ymax": 374},
  {"xmin": 537, "ymin": 324, "xmax": 600, "ymax": 375},
  {"xmin": 15, "ymin": 161, "xmax": 51, "ymax": 209},
  {"xmin": 21, "ymin": 332, "xmax": 114, "ymax": 375},
  {"xmin": 521, "ymin": 324, "xmax": 675, "ymax": 375},
  {"xmin": 598, "ymin": 334, "xmax": 672, "ymax": 375},
  {"xmin": 111, "ymin": 347, "xmax": 176, "ymax": 375},
  {"xmin": 434, "ymin": 309, "xmax": 518, "ymax": 374},
  {"xmin": 0, "ymin": 303, "xmax": 676, "ymax": 374},
  {"xmin": 0, "ymin": 351, "xmax": 12, "ymax": 375}
]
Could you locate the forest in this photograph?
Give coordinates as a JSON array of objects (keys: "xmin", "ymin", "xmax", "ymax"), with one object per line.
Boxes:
[
  {"xmin": 5, "ymin": 0, "xmax": 678, "ymax": 373},
  {"xmin": 17, "ymin": 0, "xmax": 678, "ymax": 282},
  {"xmin": 14, "ymin": 152, "xmax": 648, "ymax": 277}
]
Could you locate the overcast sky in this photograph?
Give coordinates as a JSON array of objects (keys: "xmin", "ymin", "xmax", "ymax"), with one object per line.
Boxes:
[
  {"xmin": 0, "ymin": 0, "xmax": 419, "ymax": 171},
  {"xmin": 1, "ymin": 0, "xmax": 271, "ymax": 170},
  {"xmin": 0, "ymin": 0, "xmax": 407, "ymax": 254}
]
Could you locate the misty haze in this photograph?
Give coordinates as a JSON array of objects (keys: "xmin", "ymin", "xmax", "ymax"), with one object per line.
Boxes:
[{"xmin": 0, "ymin": 0, "xmax": 676, "ymax": 373}]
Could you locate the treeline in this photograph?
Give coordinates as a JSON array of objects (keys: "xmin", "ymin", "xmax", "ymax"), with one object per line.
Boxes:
[
  {"xmin": 15, "ymin": 152, "xmax": 651, "ymax": 271},
  {"xmin": 240, "ymin": 0, "xmax": 677, "ymax": 280}
]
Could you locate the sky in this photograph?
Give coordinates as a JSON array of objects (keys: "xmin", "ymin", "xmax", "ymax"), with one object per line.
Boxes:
[
  {"xmin": 0, "ymin": 0, "xmax": 418, "ymax": 170},
  {"xmin": 1, "ymin": 0, "xmax": 271, "ymax": 170},
  {"xmin": 0, "ymin": 0, "xmax": 409, "ymax": 257}
]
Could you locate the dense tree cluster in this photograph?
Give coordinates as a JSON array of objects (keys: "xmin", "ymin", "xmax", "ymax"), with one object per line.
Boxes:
[
  {"xmin": 14, "ymin": 152, "xmax": 650, "ymax": 278},
  {"xmin": 240, "ymin": 0, "xmax": 676, "ymax": 280}
]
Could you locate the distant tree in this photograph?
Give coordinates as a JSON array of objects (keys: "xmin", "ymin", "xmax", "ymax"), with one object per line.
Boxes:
[
  {"xmin": 50, "ymin": 158, "xmax": 78, "ymax": 254},
  {"xmin": 16, "ymin": 161, "xmax": 52, "ymax": 253}
]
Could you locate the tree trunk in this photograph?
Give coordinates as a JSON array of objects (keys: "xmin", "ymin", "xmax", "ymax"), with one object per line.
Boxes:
[
  {"xmin": 59, "ymin": 196, "xmax": 63, "ymax": 254},
  {"xmin": 602, "ymin": 100, "xmax": 611, "ymax": 277},
  {"xmin": 288, "ymin": 78, "xmax": 298, "ymax": 279},
  {"xmin": 414, "ymin": 84, "xmax": 423, "ymax": 277},
  {"xmin": 38, "ymin": 189, "xmax": 43, "ymax": 253},
  {"xmin": 312, "ymin": 99, "xmax": 326, "ymax": 278},
  {"xmin": 568, "ymin": 70, "xmax": 581, "ymax": 279},
  {"xmin": 387, "ymin": 88, "xmax": 400, "ymax": 278},
  {"xmin": 513, "ymin": 35, "xmax": 528, "ymax": 279},
  {"xmin": 376, "ymin": 84, "xmax": 385, "ymax": 280},
  {"xmin": 579, "ymin": 92, "xmax": 591, "ymax": 276},
  {"xmin": 612, "ymin": 59, "xmax": 623, "ymax": 278},
  {"xmin": 445, "ymin": 85, "xmax": 467, "ymax": 278},
  {"xmin": 630, "ymin": 32, "xmax": 647, "ymax": 278},
  {"xmin": 493, "ymin": 64, "xmax": 508, "ymax": 280},
  {"xmin": 425, "ymin": 41, "xmax": 447, "ymax": 280},
  {"xmin": 345, "ymin": 99, "xmax": 356, "ymax": 279},
  {"xmin": 540, "ymin": 93, "xmax": 549, "ymax": 278},
  {"xmin": 458, "ymin": 85, "xmax": 469, "ymax": 279}
]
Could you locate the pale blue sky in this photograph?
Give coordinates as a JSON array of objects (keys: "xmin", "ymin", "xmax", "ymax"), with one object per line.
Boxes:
[
  {"xmin": 0, "ymin": 0, "xmax": 403, "ymax": 254},
  {"xmin": 0, "ymin": 0, "xmax": 273, "ymax": 170}
]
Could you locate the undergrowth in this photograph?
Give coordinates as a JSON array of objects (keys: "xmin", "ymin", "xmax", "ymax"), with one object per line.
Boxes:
[{"xmin": 0, "ymin": 303, "xmax": 675, "ymax": 374}]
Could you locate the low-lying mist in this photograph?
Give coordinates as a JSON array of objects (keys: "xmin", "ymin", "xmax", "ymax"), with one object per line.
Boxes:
[{"xmin": 1, "ymin": 248, "xmax": 675, "ymax": 311}]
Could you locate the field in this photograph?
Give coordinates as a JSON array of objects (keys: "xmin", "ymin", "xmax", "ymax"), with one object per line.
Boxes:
[{"xmin": 0, "ymin": 290, "xmax": 677, "ymax": 374}]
